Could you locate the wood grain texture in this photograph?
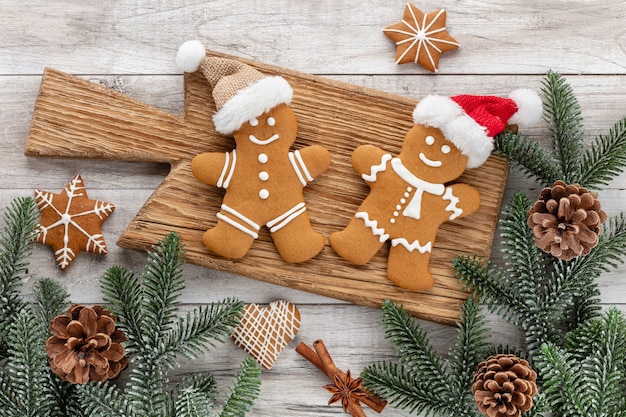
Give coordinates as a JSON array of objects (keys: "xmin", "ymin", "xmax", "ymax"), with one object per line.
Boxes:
[
  {"xmin": 25, "ymin": 53, "xmax": 509, "ymax": 325},
  {"xmin": 1, "ymin": 0, "xmax": 624, "ymax": 75},
  {"xmin": 2, "ymin": 0, "xmax": 626, "ymax": 415}
]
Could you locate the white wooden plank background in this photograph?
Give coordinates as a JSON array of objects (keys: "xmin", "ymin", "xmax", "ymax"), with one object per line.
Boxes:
[{"xmin": 1, "ymin": 1, "xmax": 625, "ymax": 416}]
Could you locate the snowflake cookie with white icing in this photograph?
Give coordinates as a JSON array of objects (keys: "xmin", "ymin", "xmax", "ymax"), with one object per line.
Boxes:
[
  {"xmin": 330, "ymin": 90, "xmax": 542, "ymax": 290},
  {"xmin": 34, "ymin": 175, "xmax": 115, "ymax": 271}
]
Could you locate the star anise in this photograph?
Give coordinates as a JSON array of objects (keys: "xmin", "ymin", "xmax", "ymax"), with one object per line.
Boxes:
[
  {"xmin": 324, "ymin": 370, "xmax": 369, "ymax": 412},
  {"xmin": 296, "ymin": 340, "xmax": 387, "ymax": 417}
]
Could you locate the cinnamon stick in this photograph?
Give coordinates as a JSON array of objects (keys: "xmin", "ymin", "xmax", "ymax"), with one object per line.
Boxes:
[
  {"xmin": 295, "ymin": 340, "xmax": 388, "ymax": 414},
  {"xmin": 313, "ymin": 339, "xmax": 341, "ymax": 377}
]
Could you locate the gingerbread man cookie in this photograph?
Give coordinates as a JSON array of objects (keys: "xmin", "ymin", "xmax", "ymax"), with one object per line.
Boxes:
[
  {"xmin": 331, "ymin": 90, "xmax": 542, "ymax": 290},
  {"xmin": 176, "ymin": 41, "xmax": 331, "ymax": 263}
]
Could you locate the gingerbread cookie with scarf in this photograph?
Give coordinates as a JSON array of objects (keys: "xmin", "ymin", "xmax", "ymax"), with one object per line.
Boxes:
[
  {"xmin": 330, "ymin": 90, "xmax": 541, "ymax": 290},
  {"xmin": 176, "ymin": 41, "xmax": 331, "ymax": 263}
]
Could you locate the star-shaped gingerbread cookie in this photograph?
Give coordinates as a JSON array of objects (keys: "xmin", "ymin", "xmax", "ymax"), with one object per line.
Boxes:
[
  {"xmin": 383, "ymin": 4, "xmax": 459, "ymax": 72},
  {"xmin": 34, "ymin": 175, "xmax": 115, "ymax": 270}
]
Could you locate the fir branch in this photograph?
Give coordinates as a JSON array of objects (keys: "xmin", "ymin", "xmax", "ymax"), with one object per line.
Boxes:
[
  {"xmin": 218, "ymin": 357, "xmax": 261, "ymax": 417},
  {"xmin": 362, "ymin": 300, "xmax": 483, "ymax": 417},
  {"xmin": 125, "ymin": 360, "xmax": 169, "ymax": 417},
  {"xmin": 5, "ymin": 309, "xmax": 56, "ymax": 417},
  {"xmin": 100, "ymin": 266, "xmax": 144, "ymax": 356},
  {"xmin": 453, "ymin": 256, "xmax": 526, "ymax": 323},
  {"xmin": 537, "ymin": 309, "xmax": 626, "ymax": 416},
  {"xmin": 175, "ymin": 387, "xmax": 212, "ymax": 417},
  {"xmin": 141, "ymin": 233, "xmax": 186, "ymax": 351},
  {"xmin": 363, "ymin": 362, "xmax": 463, "ymax": 417},
  {"xmin": 448, "ymin": 299, "xmax": 491, "ymax": 410},
  {"xmin": 567, "ymin": 213, "xmax": 626, "ymax": 278},
  {"xmin": 0, "ymin": 197, "xmax": 40, "ymax": 353},
  {"xmin": 0, "ymin": 368, "xmax": 22, "ymax": 415},
  {"xmin": 158, "ymin": 300, "xmax": 244, "ymax": 368},
  {"xmin": 379, "ymin": 300, "xmax": 451, "ymax": 401},
  {"xmin": 542, "ymin": 70, "xmax": 585, "ymax": 182},
  {"xmin": 558, "ymin": 213, "xmax": 626, "ymax": 328},
  {"xmin": 32, "ymin": 278, "xmax": 70, "ymax": 330},
  {"xmin": 579, "ymin": 117, "xmax": 626, "ymax": 189},
  {"xmin": 494, "ymin": 132, "xmax": 560, "ymax": 186},
  {"xmin": 74, "ymin": 382, "xmax": 132, "ymax": 417},
  {"xmin": 177, "ymin": 374, "xmax": 218, "ymax": 405},
  {"xmin": 499, "ymin": 192, "xmax": 552, "ymax": 308},
  {"xmin": 99, "ymin": 232, "xmax": 258, "ymax": 417},
  {"xmin": 536, "ymin": 343, "xmax": 585, "ymax": 416}
]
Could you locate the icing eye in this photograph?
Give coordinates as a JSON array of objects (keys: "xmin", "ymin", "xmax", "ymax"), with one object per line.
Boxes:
[
  {"xmin": 441, "ymin": 145, "xmax": 451, "ymax": 154},
  {"xmin": 425, "ymin": 136, "xmax": 435, "ymax": 145},
  {"xmin": 249, "ymin": 118, "xmax": 259, "ymax": 126},
  {"xmin": 267, "ymin": 117, "xmax": 276, "ymax": 126}
]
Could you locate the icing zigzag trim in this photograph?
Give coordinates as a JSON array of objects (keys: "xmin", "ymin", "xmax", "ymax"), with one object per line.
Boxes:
[
  {"xmin": 442, "ymin": 188, "xmax": 463, "ymax": 220},
  {"xmin": 391, "ymin": 238, "xmax": 432, "ymax": 253},
  {"xmin": 362, "ymin": 154, "xmax": 393, "ymax": 182},
  {"xmin": 356, "ymin": 212, "xmax": 389, "ymax": 242}
]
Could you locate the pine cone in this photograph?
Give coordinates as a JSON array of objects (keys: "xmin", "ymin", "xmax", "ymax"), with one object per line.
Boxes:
[
  {"xmin": 472, "ymin": 354, "xmax": 537, "ymax": 417},
  {"xmin": 527, "ymin": 180, "xmax": 607, "ymax": 261},
  {"xmin": 45, "ymin": 304, "xmax": 128, "ymax": 384}
]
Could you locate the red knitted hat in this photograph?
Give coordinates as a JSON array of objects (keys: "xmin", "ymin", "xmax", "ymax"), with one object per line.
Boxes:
[
  {"xmin": 451, "ymin": 95, "xmax": 519, "ymax": 138},
  {"xmin": 412, "ymin": 89, "xmax": 542, "ymax": 168}
]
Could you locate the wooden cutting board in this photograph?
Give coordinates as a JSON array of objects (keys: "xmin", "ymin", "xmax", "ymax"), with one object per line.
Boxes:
[{"xmin": 24, "ymin": 50, "xmax": 509, "ymax": 325}]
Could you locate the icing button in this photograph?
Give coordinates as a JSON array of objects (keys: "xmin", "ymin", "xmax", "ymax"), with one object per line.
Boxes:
[
  {"xmin": 259, "ymin": 189, "xmax": 270, "ymax": 199},
  {"xmin": 258, "ymin": 153, "xmax": 269, "ymax": 163},
  {"xmin": 390, "ymin": 218, "xmax": 396, "ymax": 224},
  {"xmin": 259, "ymin": 171, "xmax": 269, "ymax": 181}
]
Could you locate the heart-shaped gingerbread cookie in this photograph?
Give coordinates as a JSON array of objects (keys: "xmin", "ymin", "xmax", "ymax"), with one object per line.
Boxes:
[{"xmin": 231, "ymin": 300, "xmax": 301, "ymax": 370}]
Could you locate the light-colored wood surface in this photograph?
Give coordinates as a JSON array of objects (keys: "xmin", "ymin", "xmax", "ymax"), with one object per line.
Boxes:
[
  {"xmin": 25, "ymin": 62, "xmax": 508, "ymax": 325},
  {"xmin": 2, "ymin": 1, "xmax": 626, "ymax": 416}
]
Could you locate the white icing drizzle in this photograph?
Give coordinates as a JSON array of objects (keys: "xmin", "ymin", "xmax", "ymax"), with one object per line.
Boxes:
[
  {"xmin": 267, "ymin": 202, "xmax": 306, "ymax": 233},
  {"xmin": 231, "ymin": 300, "xmax": 301, "ymax": 370},
  {"xmin": 217, "ymin": 204, "xmax": 260, "ymax": 239},
  {"xmin": 288, "ymin": 152, "xmax": 308, "ymax": 186},
  {"xmin": 362, "ymin": 153, "xmax": 393, "ymax": 182},
  {"xmin": 222, "ymin": 150, "xmax": 237, "ymax": 189},
  {"xmin": 216, "ymin": 151, "xmax": 230, "ymax": 188},
  {"xmin": 418, "ymin": 152, "xmax": 442, "ymax": 167},
  {"xmin": 404, "ymin": 190, "xmax": 423, "ymax": 219},
  {"xmin": 294, "ymin": 150, "xmax": 314, "ymax": 182},
  {"xmin": 356, "ymin": 212, "xmax": 389, "ymax": 243},
  {"xmin": 249, "ymin": 133, "xmax": 280, "ymax": 145},
  {"xmin": 443, "ymin": 187, "xmax": 463, "ymax": 220},
  {"xmin": 391, "ymin": 238, "xmax": 432, "ymax": 253},
  {"xmin": 391, "ymin": 158, "xmax": 445, "ymax": 220}
]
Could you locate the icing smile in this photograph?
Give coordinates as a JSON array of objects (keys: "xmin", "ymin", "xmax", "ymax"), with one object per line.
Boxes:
[
  {"xmin": 249, "ymin": 133, "xmax": 280, "ymax": 145},
  {"xmin": 418, "ymin": 152, "xmax": 442, "ymax": 167}
]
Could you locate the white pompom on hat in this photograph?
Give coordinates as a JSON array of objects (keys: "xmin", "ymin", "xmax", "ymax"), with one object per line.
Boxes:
[
  {"xmin": 412, "ymin": 89, "xmax": 542, "ymax": 169},
  {"xmin": 175, "ymin": 40, "xmax": 293, "ymax": 135}
]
